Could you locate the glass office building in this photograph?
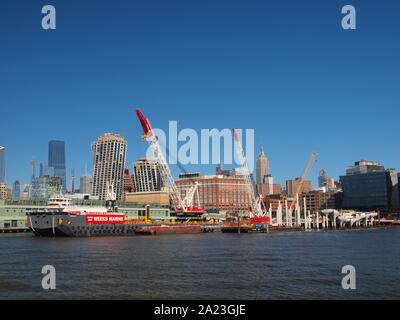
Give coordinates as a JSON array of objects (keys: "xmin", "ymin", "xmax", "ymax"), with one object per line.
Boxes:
[
  {"xmin": 340, "ymin": 160, "xmax": 399, "ymax": 210},
  {"xmin": 12, "ymin": 180, "xmax": 20, "ymax": 199},
  {"xmin": 48, "ymin": 141, "xmax": 66, "ymax": 192}
]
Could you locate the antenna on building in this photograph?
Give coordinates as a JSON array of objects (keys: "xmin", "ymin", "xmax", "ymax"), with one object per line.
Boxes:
[{"xmin": 260, "ymin": 144, "xmax": 264, "ymax": 156}]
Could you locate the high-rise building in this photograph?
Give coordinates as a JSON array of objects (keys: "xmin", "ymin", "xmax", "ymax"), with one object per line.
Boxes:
[
  {"xmin": 317, "ymin": 169, "xmax": 336, "ymax": 190},
  {"xmin": 340, "ymin": 160, "xmax": 399, "ymax": 210},
  {"xmin": 133, "ymin": 157, "xmax": 162, "ymax": 193},
  {"xmin": 256, "ymin": 145, "xmax": 274, "ymax": 196},
  {"xmin": 122, "ymin": 168, "xmax": 134, "ymax": 200},
  {"xmin": 176, "ymin": 172, "xmax": 252, "ymax": 213},
  {"xmin": 29, "ymin": 176, "xmax": 62, "ymax": 199},
  {"xmin": 40, "ymin": 162, "xmax": 55, "ymax": 177},
  {"xmin": 48, "ymin": 141, "xmax": 66, "ymax": 192},
  {"xmin": 80, "ymin": 175, "xmax": 93, "ymax": 195},
  {"xmin": 257, "ymin": 176, "xmax": 281, "ymax": 196},
  {"xmin": 21, "ymin": 184, "xmax": 30, "ymax": 199},
  {"xmin": 318, "ymin": 169, "xmax": 328, "ymax": 188},
  {"xmin": 285, "ymin": 178, "xmax": 312, "ymax": 197},
  {"xmin": 256, "ymin": 145, "xmax": 269, "ymax": 185},
  {"xmin": 92, "ymin": 133, "xmax": 127, "ymax": 200},
  {"xmin": 0, "ymin": 183, "xmax": 7, "ymax": 199},
  {"xmin": 70, "ymin": 168, "xmax": 75, "ymax": 193},
  {"xmin": 0, "ymin": 146, "xmax": 5, "ymax": 183},
  {"xmin": 12, "ymin": 180, "xmax": 20, "ymax": 199}
]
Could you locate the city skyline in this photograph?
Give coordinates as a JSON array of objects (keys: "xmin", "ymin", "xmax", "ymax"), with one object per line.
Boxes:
[
  {"xmin": 1, "ymin": 0, "xmax": 399, "ymax": 188},
  {"xmin": 1, "ymin": 132, "xmax": 399, "ymax": 191}
]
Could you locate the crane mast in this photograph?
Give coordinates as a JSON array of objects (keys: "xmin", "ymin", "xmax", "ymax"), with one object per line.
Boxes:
[
  {"xmin": 135, "ymin": 109, "xmax": 203, "ymax": 214},
  {"xmin": 232, "ymin": 128, "xmax": 265, "ymax": 217},
  {"xmin": 289, "ymin": 152, "xmax": 318, "ymax": 213}
]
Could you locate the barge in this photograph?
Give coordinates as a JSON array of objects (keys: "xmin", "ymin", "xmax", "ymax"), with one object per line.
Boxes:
[{"xmin": 27, "ymin": 195, "xmax": 220, "ymax": 237}]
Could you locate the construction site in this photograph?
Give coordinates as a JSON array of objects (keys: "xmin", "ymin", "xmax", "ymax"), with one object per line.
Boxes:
[{"xmin": 132, "ymin": 109, "xmax": 400, "ymax": 235}]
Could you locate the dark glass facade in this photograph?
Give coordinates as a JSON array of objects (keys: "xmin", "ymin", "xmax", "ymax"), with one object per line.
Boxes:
[
  {"xmin": 340, "ymin": 170, "xmax": 399, "ymax": 210},
  {"xmin": 12, "ymin": 180, "xmax": 20, "ymax": 199},
  {"xmin": 48, "ymin": 141, "xmax": 66, "ymax": 192}
]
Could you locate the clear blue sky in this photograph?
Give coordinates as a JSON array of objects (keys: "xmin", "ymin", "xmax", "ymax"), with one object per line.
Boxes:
[{"xmin": 1, "ymin": 0, "xmax": 399, "ymax": 189}]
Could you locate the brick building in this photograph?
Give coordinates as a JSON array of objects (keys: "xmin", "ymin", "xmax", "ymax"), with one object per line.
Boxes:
[{"xmin": 176, "ymin": 173, "xmax": 252, "ymax": 213}]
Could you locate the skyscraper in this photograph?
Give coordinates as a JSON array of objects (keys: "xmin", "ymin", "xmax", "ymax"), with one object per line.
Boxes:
[
  {"xmin": 318, "ymin": 169, "xmax": 328, "ymax": 188},
  {"xmin": 12, "ymin": 180, "xmax": 20, "ymax": 199},
  {"xmin": 48, "ymin": 141, "xmax": 66, "ymax": 192},
  {"xmin": 285, "ymin": 178, "xmax": 312, "ymax": 197},
  {"xmin": 40, "ymin": 162, "xmax": 55, "ymax": 177},
  {"xmin": 70, "ymin": 168, "xmax": 75, "ymax": 193},
  {"xmin": 133, "ymin": 157, "xmax": 162, "ymax": 192},
  {"xmin": 256, "ymin": 145, "xmax": 269, "ymax": 185},
  {"xmin": 92, "ymin": 133, "xmax": 127, "ymax": 200},
  {"xmin": 29, "ymin": 176, "xmax": 62, "ymax": 199},
  {"xmin": 0, "ymin": 146, "xmax": 5, "ymax": 183},
  {"xmin": 122, "ymin": 168, "xmax": 134, "ymax": 200},
  {"xmin": 0, "ymin": 183, "xmax": 7, "ymax": 199},
  {"xmin": 80, "ymin": 175, "xmax": 93, "ymax": 195},
  {"xmin": 256, "ymin": 145, "xmax": 273, "ymax": 196}
]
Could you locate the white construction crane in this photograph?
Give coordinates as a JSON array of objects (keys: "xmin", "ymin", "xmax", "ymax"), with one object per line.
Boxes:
[
  {"xmin": 232, "ymin": 128, "xmax": 266, "ymax": 218},
  {"xmin": 289, "ymin": 152, "xmax": 318, "ymax": 213},
  {"xmin": 135, "ymin": 109, "xmax": 203, "ymax": 214}
]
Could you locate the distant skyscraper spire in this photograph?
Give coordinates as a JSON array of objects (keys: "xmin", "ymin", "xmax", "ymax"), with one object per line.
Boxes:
[
  {"xmin": 256, "ymin": 144, "xmax": 269, "ymax": 185},
  {"xmin": 260, "ymin": 144, "xmax": 265, "ymax": 156}
]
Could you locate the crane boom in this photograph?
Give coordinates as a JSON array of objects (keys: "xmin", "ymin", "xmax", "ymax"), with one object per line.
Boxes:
[
  {"xmin": 232, "ymin": 128, "xmax": 264, "ymax": 217},
  {"xmin": 135, "ymin": 109, "xmax": 203, "ymax": 214},
  {"xmin": 289, "ymin": 152, "xmax": 318, "ymax": 212}
]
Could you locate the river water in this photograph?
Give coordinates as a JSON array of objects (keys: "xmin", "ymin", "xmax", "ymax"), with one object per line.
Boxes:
[{"xmin": 0, "ymin": 228, "xmax": 399, "ymax": 299}]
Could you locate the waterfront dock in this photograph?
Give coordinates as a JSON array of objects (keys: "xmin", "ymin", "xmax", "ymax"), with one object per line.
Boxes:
[{"xmin": 0, "ymin": 227, "xmax": 30, "ymax": 233}]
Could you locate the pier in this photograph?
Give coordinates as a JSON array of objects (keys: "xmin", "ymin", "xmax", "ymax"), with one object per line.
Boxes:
[{"xmin": 0, "ymin": 227, "xmax": 30, "ymax": 233}]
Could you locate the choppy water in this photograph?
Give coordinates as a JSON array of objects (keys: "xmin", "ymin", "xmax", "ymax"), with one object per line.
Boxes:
[{"xmin": 0, "ymin": 228, "xmax": 399, "ymax": 299}]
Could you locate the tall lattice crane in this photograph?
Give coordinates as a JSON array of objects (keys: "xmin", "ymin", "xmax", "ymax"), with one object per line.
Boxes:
[
  {"xmin": 135, "ymin": 109, "xmax": 203, "ymax": 214},
  {"xmin": 232, "ymin": 128, "xmax": 266, "ymax": 218},
  {"xmin": 288, "ymin": 152, "xmax": 318, "ymax": 213}
]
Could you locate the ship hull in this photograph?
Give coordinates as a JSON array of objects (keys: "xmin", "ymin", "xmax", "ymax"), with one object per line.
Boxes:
[
  {"xmin": 28, "ymin": 212, "xmax": 137, "ymax": 237},
  {"xmin": 27, "ymin": 211, "xmax": 218, "ymax": 237}
]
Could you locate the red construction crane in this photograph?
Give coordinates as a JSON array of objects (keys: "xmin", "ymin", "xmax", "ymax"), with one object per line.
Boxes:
[{"xmin": 135, "ymin": 109, "xmax": 204, "ymax": 215}]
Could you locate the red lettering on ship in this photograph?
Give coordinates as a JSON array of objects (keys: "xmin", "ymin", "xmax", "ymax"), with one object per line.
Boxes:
[{"xmin": 85, "ymin": 215, "xmax": 125, "ymax": 224}]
